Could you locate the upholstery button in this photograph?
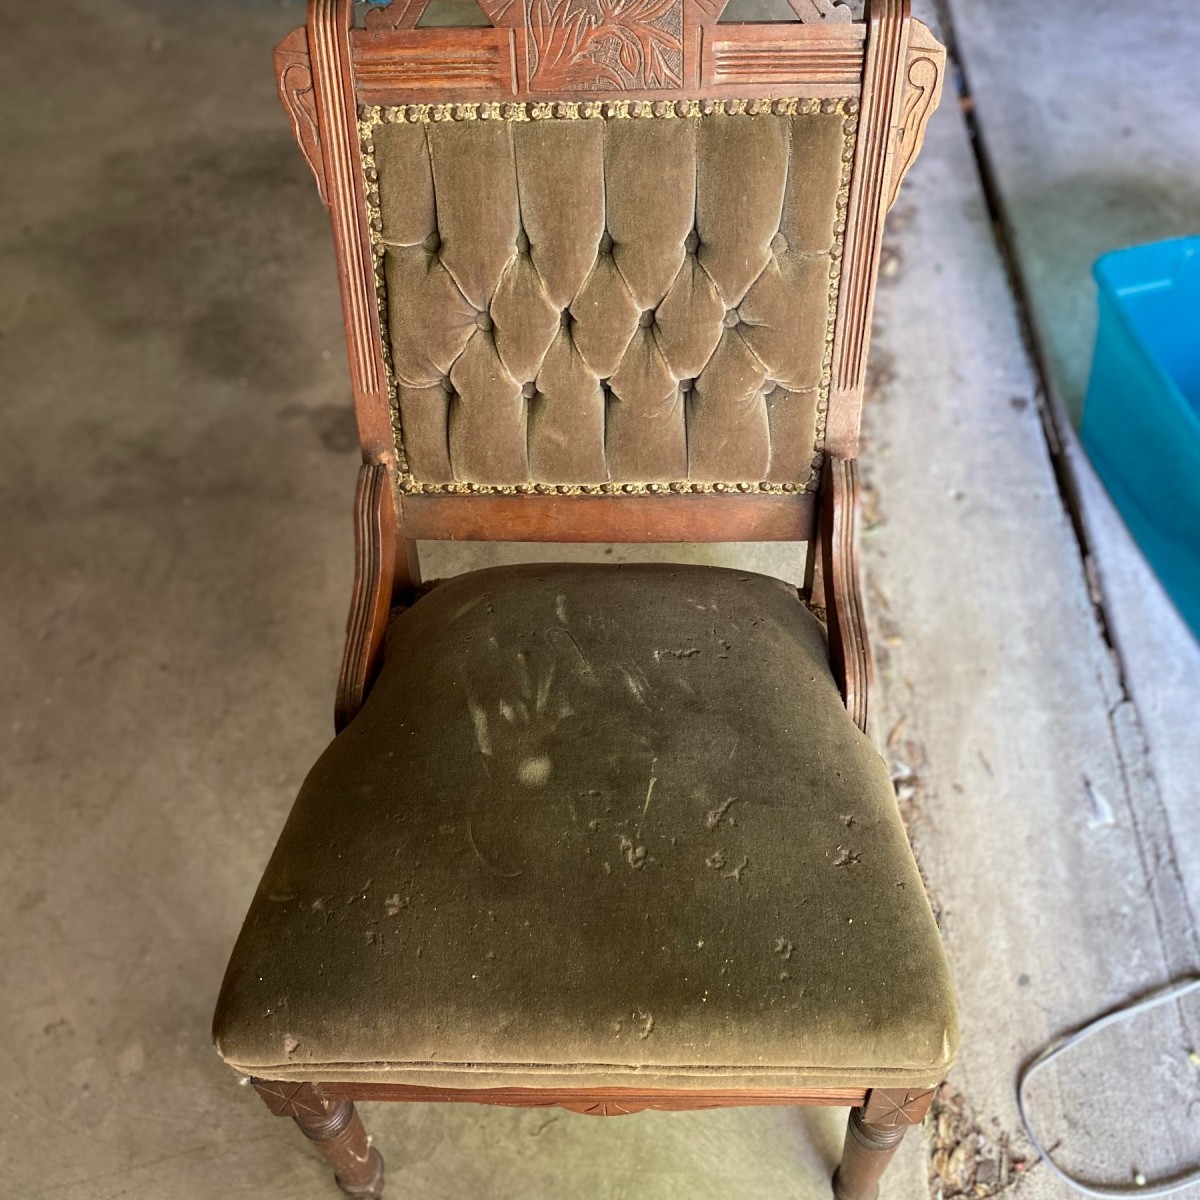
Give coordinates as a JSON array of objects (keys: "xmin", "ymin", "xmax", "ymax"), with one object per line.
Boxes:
[
  {"xmin": 770, "ymin": 232, "xmax": 788, "ymax": 254},
  {"xmin": 521, "ymin": 382, "xmax": 536, "ymax": 399},
  {"xmin": 684, "ymin": 230, "xmax": 700, "ymax": 254},
  {"xmin": 423, "ymin": 231, "xmax": 441, "ymax": 254},
  {"xmin": 723, "ymin": 308, "xmax": 740, "ymax": 329},
  {"xmin": 679, "ymin": 378, "xmax": 694, "ymax": 393},
  {"xmin": 475, "ymin": 312, "xmax": 493, "ymax": 332},
  {"xmin": 598, "ymin": 231, "xmax": 613, "ymax": 255},
  {"xmin": 515, "ymin": 230, "xmax": 530, "ymax": 254},
  {"xmin": 638, "ymin": 310, "xmax": 655, "ymax": 329}
]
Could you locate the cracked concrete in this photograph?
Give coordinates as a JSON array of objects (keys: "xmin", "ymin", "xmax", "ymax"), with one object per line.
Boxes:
[{"xmin": 0, "ymin": 1, "xmax": 1196, "ymax": 1198}]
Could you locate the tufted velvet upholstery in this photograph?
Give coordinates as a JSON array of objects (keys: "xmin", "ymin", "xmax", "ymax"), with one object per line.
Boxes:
[{"xmin": 367, "ymin": 103, "xmax": 853, "ymax": 491}]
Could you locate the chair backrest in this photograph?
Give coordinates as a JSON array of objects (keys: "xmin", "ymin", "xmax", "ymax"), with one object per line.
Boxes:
[{"xmin": 276, "ymin": 0, "xmax": 944, "ymax": 545}]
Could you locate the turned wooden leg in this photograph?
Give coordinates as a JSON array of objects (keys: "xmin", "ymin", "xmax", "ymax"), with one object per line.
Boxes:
[
  {"xmin": 253, "ymin": 1080, "xmax": 385, "ymax": 1199},
  {"xmin": 832, "ymin": 1087, "xmax": 934, "ymax": 1200}
]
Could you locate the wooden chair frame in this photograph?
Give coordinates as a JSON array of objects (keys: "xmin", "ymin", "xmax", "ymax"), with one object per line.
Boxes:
[{"xmin": 253, "ymin": 1, "xmax": 947, "ymax": 1195}]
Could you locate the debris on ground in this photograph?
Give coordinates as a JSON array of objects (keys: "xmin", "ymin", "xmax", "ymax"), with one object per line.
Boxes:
[{"xmin": 929, "ymin": 1084, "xmax": 1031, "ymax": 1199}]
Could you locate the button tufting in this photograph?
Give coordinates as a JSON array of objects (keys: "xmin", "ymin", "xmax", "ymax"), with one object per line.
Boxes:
[
  {"xmin": 598, "ymin": 231, "xmax": 613, "ymax": 255},
  {"xmin": 638, "ymin": 310, "xmax": 655, "ymax": 329},
  {"xmin": 723, "ymin": 308, "xmax": 741, "ymax": 329},
  {"xmin": 475, "ymin": 312, "xmax": 493, "ymax": 332},
  {"xmin": 679, "ymin": 378, "xmax": 694, "ymax": 393},
  {"xmin": 521, "ymin": 382, "xmax": 537, "ymax": 399},
  {"xmin": 770, "ymin": 232, "xmax": 788, "ymax": 254},
  {"xmin": 684, "ymin": 230, "xmax": 700, "ymax": 254},
  {"xmin": 515, "ymin": 230, "xmax": 530, "ymax": 254},
  {"xmin": 423, "ymin": 231, "xmax": 441, "ymax": 254}
]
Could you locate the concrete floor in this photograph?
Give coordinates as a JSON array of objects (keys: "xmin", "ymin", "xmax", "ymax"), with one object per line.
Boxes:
[
  {"xmin": 0, "ymin": 2, "xmax": 1197, "ymax": 1198},
  {"xmin": 944, "ymin": 0, "xmax": 1200, "ymax": 935}
]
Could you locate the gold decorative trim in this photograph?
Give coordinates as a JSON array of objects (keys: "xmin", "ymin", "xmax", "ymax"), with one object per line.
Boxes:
[
  {"xmin": 358, "ymin": 97, "xmax": 857, "ymax": 496},
  {"xmin": 358, "ymin": 95, "xmax": 845, "ymax": 122},
  {"xmin": 396, "ymin": 478, "xmax": 810, "ymax": 495}
]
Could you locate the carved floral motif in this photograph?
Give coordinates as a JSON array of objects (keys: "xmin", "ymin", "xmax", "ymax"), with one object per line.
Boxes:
[{"xmin": 525, "ymin": 0, "xmax": 684, "ymax": 92}]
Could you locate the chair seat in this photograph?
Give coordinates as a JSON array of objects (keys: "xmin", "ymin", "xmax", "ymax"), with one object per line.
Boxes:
[{"xmin": 214, "ymin": 563, "xmax": 956, "ymax": 1091}]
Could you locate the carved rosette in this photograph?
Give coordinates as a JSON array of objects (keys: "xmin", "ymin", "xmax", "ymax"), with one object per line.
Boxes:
[
  {"xmin": 253, "ymin": 1079, "xmax": 332, "ymax": 1120},
  {"xmin": 862, "ymin": 1086, "xmax": 936, "ymax": 1127}
]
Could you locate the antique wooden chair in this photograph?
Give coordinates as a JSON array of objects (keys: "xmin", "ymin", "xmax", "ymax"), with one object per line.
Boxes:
[{"xmin": 213, "ymin": 0, "xmax": 954, "ymax": 1195}]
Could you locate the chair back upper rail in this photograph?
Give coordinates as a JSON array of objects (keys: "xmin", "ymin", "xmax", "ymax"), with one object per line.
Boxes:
[{"xmin": 276, "ymin": 0, "xmax": 944, "ymax": 545}]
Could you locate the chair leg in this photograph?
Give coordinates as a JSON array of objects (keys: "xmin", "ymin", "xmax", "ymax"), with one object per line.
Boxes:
[
  {"xmin": 831, "ymin": 1087, "xmax": 935, "ymax": 1200},
  {"xmin": 253, "ymin": 1079, "xmax": 385, "ymax": 1199}
]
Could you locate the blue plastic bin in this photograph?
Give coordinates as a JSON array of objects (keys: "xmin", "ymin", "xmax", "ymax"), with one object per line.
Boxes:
[{"xmin": 1081, "ymin": 235, "xmax": 1200, "ymax": 639}]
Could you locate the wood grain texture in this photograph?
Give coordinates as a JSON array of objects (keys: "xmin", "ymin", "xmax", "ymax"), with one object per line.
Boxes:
[
  {"xmin": 401, "ymin": 492, "xmax": 816, "ymax": 542},
  {"xmin": 820, "ymin": 456, "xmax": 870, "ymax": 731},
  {"xmin": 335, "ymin": 464, "xmax": 397, "ymax": 733},
  {"xmin": 352, "ymin": 27, "xmax": 516, "ymax": 101},
  {"xmin": 320, "ymin": 1081, "xmax": 869, "ymax": 1110},
  {"xmin": 700, "ymin": 23, "xmax": 863, "ymax": 90},
  {"xmin": 308, "ymin": 0, "xmax": 394, "ymax": 459}
]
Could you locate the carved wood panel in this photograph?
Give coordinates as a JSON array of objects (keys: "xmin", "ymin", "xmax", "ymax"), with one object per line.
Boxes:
[
  {"xmin": 700, "ymin": 23, "xmax": 863, "ymax": 89},
  {"xmin": 524, "ymin": 0, "xmax": 684, "ymax": 92},
  {"xmin": 351, "ymin": 0, "xmax": 871, "ymax": 101}
]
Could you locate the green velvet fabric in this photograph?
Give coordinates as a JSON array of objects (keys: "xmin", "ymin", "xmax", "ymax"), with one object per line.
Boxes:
[
  {"xmin": 375, "ymin": 109, "xmax": 847, "ymax": 488},
  {"xmin": 214, "ymin": 564, "xmax": 957, "ymax": 1089}
]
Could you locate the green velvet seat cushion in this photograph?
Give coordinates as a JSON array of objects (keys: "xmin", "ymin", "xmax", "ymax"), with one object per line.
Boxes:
[{"xmin": 213, "ymin": 563, "xmax": 957, "ymax": 1089}]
